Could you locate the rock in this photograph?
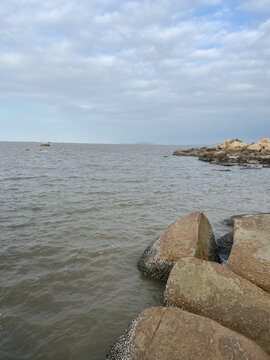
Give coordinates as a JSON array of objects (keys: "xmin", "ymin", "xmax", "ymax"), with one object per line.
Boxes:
[
  {"xmin": 205, "ymin": 146, "xmax": 218, "ymax": 151},
  {"xmin": 247, "ymin": 143, "xmax": 262, "ymax": 152},
  {"xmin": 258, "ymin": 138, "xmax": 270, "ymax": 151},
  {"xmin": 216, "ymin": 231, "xmax": 234, "ymax": 261},
  {"xmin": 198, "ymin": 151, "xmax": 230, "ymax": 163},
  {"xmin": 166, "ymin": 257, "xmax": 270, "ymax": 354},
  {"xmin": 173, "ymin": 148, "xmax": 200, "ymax": 156},
  {"xmin": 218, "ymin": 138, "xmax": 241, "ymax": 149},
  {"xmin": 137, "ymin": 212, "xmax": 219, "ymax": 281},
  {"xmin": 227, "ymin": 213, "xmax": 270, "ymax": 292},
  {"xmin": 226, "ymin": 141, "xmax": 248, "ymax": 153},
  {"xmin": 258, "ymin": 138, "xmax": 270, "ymax": 146},
  {"xmin": 106, "ymin": 306, "xmax": 269, "ymax": 360},
  {"xmin": 40, "ymin": 142, "xmax": 50, "ymax": 146},
  {"xmin": 222, "ymin": 214, "xmax": 254, "ymax": 228}
]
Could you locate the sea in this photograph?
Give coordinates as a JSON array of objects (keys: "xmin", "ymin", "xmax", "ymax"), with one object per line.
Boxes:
[{"xmin": 0, "ymin": 141, "xmax": 269, "ymax": 360}]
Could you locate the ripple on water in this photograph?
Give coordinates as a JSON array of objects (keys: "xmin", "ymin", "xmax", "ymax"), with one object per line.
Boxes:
[{"xmin": 0, "ymin": 142, "xmax": 269, "ymax": 360}]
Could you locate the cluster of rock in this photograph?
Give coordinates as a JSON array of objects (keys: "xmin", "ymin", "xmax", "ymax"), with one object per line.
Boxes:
[
  {"xmin": 107, "ymin": 213, "xmax": 270, "ymax": 360},
  {"xmin": 173, "ymin": 138, "xmax": 270, "ymax": 167}
]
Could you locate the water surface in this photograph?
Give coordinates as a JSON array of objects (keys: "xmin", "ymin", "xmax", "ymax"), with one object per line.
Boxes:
[{"xmin": 0, "ymin": 142, "xmax": 269, "ymax": 360}]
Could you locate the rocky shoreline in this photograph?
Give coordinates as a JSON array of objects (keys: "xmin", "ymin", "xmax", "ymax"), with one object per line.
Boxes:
[
  {"xmin": 107, "ymin": 213, "xmax": 270, "ymax": 360},
  {"xmin": 173, "ymin": 138, "xmax": 270, "ymax": 167}
]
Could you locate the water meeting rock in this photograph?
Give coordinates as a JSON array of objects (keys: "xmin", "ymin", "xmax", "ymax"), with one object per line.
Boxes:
[
  {"xmin": 227, "ymin": 213, "xmax": 270, "ymax": 292},
  {"xmin": 137, "ymin": 212, "xmax": 219, "ymax": 281},
  {"xmin": 165, "ymin": 257, "xmax": 270, "ymax": 354},
  {"xmin": 106, "ymin": 306, "xmax": 269, "ymax": 360}
]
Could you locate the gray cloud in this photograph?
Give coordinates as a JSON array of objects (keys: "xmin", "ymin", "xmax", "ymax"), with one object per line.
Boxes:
[{"xmin": 0, "ymin": 0, "xmax": 269, "ymax": 143}]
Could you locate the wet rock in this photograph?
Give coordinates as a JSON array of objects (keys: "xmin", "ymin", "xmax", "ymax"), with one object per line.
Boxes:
[
  {"xmin": 173, "ymin": 148, "xmax": 199, "ymax": 156},
  {"xmin": 227, "ymin": 213, "xmax": 270, "ymax": 292},
  {"xmin": 106, "ymin": 306, "xmax": 269, "ymax": 360},
  {"xmin": 216, "ymin": 231, "xmax": 234, "ymax": 261},
  {"xmin": 222, "ymin": 214, "xmax": 253, "ymax": 228},
  {"xmin": 199, "ymin": 151, "xmax": 230, "ymax": 164},
  {"xmin": 138, "ymin": 212, "xmax": 219, "ymax": 281},
  {"xmin": 166, "ymin": 257, "xmax": 270, "ymax": 354}
]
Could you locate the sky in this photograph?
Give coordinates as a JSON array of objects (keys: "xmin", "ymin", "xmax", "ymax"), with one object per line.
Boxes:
[{"xmin": 0, "ymin": 0, "xmax": 270, "ymax": 145}]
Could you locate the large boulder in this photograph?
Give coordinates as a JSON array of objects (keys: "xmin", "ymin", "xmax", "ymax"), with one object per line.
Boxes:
[
  {"xmin": 258, "ymin": 138, "xmax": 270, "ymax": 151},
  {"xmin": 166, "ymin": 257, "xmax": 270, "ymax": 354},
  {"xmin": 226, "ymin": 141, "xmax": 248, "ymax": 153},
  {"xmin": 218, "ymin": 138, "xmax": 241, "ymax": 149},
  {"xmin": 106, "ymin": 306, "xmax": 269, "ymax": 360},
  {"xmin": 247, "ymin": 143, "xmax": 262, "ymax": 152},
  {"xmin": 138, "ymin": 212, "xmax": 219, "ymax": 281},
  {"xmin": 227, "ymin": 214, "xmax": 270, "ymax": 292},
  {"xmin": 258, "ymin": 138, "xmax": 270, "ymax": 146}
]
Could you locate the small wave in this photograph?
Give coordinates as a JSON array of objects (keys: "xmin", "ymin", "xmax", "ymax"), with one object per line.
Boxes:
[{"xmin": 0, "ymin": 176, "xmax": 43, "ymax": 182}]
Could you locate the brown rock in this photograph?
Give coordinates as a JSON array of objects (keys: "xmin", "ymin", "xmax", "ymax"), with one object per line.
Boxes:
[
  {"xmin": 166, "ymin": 257, "xmax": 270, "ymax": 354},
  {"xmin": 138, "ymin": 212, "xmax": 219, "ymax": 281},
  {"xmin": 218, "ymin": 138, "xmax": 241, "ymax": 149},
  {"xmin": 227, "ymin": 214, "xmax": 270, "ymax": 292},
  {"xmin": 107, "ymin": 306, "xmax": 269, "ymax": 360},
  {"xmin": 173, "ymin": 148, "xmax": 199, "ymax": 156},
  {"xmin": 247, "ymin": 143, "xmax": 262, "ymax": 152},
  {"xmin": 258, "ymin": 138, "xmax": 270, "ymax": 151},
  {"xmin": 226, "ymin": 141, "xmax": 248, "ymax": 153},
  {"xmin": 258, "ymin": 138, "xmax": 270, "ymax": 146}
]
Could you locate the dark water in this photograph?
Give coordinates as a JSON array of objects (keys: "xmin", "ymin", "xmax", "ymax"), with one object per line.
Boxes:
[{"xmin": 0, "ymin": 142, "xmax": 269, "ymax": 360}]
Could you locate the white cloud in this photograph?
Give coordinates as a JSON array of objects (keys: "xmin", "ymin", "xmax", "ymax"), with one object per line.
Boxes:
[
  {"xmin": 238, "ymin": 0, "xmax": 270, "ymax": 12},
  {"xmin": 0, "ymin": 0, "xmax": 269, "ymax": 143}
]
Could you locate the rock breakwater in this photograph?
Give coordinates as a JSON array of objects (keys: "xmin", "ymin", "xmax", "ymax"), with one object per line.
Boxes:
[{"xmin": 107, "ymin": 212, "xmax": 270, "ymax": 359}]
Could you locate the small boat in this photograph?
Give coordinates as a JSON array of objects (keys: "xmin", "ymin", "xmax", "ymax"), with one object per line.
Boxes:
[{"xmin": 40, "ymin": 142, "xmax": 50, "ymax": 147}]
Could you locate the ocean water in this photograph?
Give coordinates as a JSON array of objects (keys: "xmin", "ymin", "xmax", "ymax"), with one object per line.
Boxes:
[{"xmin": 0, "ymin": 142, "xmax": 269, "ymax": 360}]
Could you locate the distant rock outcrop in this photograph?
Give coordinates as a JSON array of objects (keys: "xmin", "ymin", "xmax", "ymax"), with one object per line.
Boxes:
[{"xmin": 173, "ymin": 138, "xmax": 270, "ymax": 167}]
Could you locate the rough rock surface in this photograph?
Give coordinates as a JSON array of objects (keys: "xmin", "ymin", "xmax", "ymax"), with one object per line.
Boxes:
[
  {"xmin": 218, "ymin": 138, "xmax": 240, "ymax": 149},
  {"xmin": 106, "ymin": 306, "xmax": 269, "ymax": 360},
  {"xmin": 173, "ymin": 138, "xmax": 270, "ymax": 166},
  {"xmin": 226, "ymin": 141, "xmax": 248, "ymax": 152},
  {"xmin": 222, "ymin": 214, "xmax": 254, "ymax": 228},
  {"xmin": 166, "ymin": 257, "xmax": 270, "ymax": 354},
  {"xmin": 216, "ymin": 231, "xmax": 234, "ymax": 261},
  {"xmin": 137, "ymin": 212, "xmax": 219, "ymax": 281},
  {"xmin": 247, "ymin": 143, "xmax": 262, "ymax": 151},
  {"xmin": 227, "ymin": 214, "xmax": 270, "ymax": 292}
]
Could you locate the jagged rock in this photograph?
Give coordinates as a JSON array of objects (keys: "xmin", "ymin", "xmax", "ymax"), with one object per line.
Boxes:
[
  {"xmin": 247, "ymin": 143, "xmax": 262, "ymax": 152},
  {"xmin": 258, "ymin": 138, "xmax": 270, "ymax": 145},
  {"xmin": 218, "ymin": 138, "xmax": 241, "ymax": 149},
  {"xmin": 106, "ymin": 306, "xmax": 269, "ymax": 360},
  {"xmin": 173, "ymin": 139, "xmax": 270, "ymax": 166},
  {"xmin": 227, "ymin": 213, "xmax": 270, "ymax": 292},
  {"xmin": 173, "ymin": 148, "xmax": 199, "ymax": 156},
  {"xmin": 258, "ymin": 138, "xmax": 270, "ymax": 151},
  {"xmin": 166, "ymin": 257, "xmax": 270, "ymax": 354},
  {"xmin": 226, "ymin": 141, "xmax": 248, "ymax": 153},
  {"xmin": 216, "ymin": 231, "xmax": 234, "ymax": 261},
  {"xmin": 137, "ymin": 212, "xmax": 219, "ymax": 281}
]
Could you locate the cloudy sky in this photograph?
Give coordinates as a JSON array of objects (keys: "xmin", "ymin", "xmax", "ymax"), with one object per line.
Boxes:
[{"xmin": 0, "ymin": 0, "xmax": 269, "ymax": 144}]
